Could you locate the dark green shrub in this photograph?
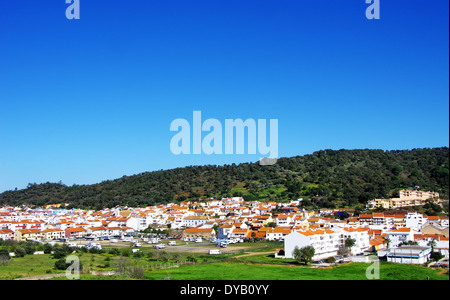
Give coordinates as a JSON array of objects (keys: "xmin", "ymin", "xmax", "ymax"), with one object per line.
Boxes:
[{"xmin": 14, "ymin": 247, "xmax": 27, "ymax": 258}]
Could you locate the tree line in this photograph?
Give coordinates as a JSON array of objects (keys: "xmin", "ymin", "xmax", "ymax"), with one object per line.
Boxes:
[{"xmin": 0, "ymin": 147, "xmax": 448, "ymax": 209}]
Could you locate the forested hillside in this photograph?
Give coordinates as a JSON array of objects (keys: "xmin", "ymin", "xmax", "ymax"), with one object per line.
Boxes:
[{"xmin": 0, "ymin": 148, "xmax": 448, "ymax": 210}]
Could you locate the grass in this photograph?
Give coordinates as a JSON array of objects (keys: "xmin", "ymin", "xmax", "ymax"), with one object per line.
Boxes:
[
  {"xmin": 0, "ymin": 254, "xmax": 59, "ymax": 279},
  {"xmin": 1, "ymin": 249, "xmax": 448, "ymax": 280},
  {"xmin": 145, "ymin": 261, "xmax": 448, "ymax": 280},
  {"xmin": 0, "ymin": 253, "xmax": 127, "ymax": 279}
]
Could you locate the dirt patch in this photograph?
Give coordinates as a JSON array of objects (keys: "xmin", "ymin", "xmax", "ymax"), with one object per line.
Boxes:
[{"xmin": 14, "ymin": 273, "xmax": 67, "ymax": 280}]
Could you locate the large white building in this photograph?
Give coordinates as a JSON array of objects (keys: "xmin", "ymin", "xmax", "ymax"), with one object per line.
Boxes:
[
  {"xmin": 284, "ymin": 227, "xmax": 372, "ymax": 260},
  {"xmin": 385, "ymin": 228, "xmax": 417, "ymax": 248},
  {"xmin": 284, "ymin": 229, "xmax": 341, "ymax": 260},
  {"xmin": 183, "ymin": 216, "xmax": 210, "ymax": 228},
  {"xmin": 335, "ymin": 227, "xmax": 371, "ymax": 255},
  {"xmin": 405, "ymin": 212, "xmax": 427, "ymax": 231}
]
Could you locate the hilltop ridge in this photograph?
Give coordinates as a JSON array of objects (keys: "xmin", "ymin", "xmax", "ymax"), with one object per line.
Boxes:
[{"xmin": 0, "ymin": 147, "xmax": 448, "ymax": 210}]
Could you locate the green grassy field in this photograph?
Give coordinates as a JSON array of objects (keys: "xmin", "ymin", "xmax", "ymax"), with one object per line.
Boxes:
[
  {"xmin": 145, "ymin": 261, "xmax": 448, "ymax": 280},
  {"xmin": 1, "ymin": 251, "xmax": 448, "ymax": 280},
  {"xmin": 0, "ymin": 253, "xmax": 124, "ymax": 280}
]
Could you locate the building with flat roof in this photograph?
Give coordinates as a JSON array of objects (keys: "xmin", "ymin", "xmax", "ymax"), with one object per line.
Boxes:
[
  {"xmin": 367, "ymin": 189, "xmax": 440, "ymax": 209},
  {"xmin": 386, "ymin": 246, "xmax": 432, "ymax": 264}
]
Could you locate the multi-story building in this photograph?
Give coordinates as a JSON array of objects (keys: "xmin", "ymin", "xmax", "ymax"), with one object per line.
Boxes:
[
  {"xmin": 65, "ymin": 227, "xmax": 88, "ymax": 239},
  {"xmin": 405, "ymin": 212, "xmax": 428, "ymax": 231},
  {"xmin": 265, "ymin": 227, "xmax": 292, "ymax": 241},
  {"xmin": 335, "ymin": 227, "xmax": 371, "ymax": 255},
  {"xmin": 367, "ymin": 190, "xmax": 440, "ymax": 209},
  {"xmin": 41, "ymin": 228, "xmax": 65, "ymax": 241},
  {"xmin": 217, "ymin": 224, "xmax": 235, "ymax": 240},
  {"xmin": 284, "ymin": 226, "xmax": 373, "ymax": 260},
  {"xmin": 284, "ymin": 228, "xmax": 341, "ymax": 260},
  {"xmin": 385, "ymin": 228, "xmax": 417, "ymax": 248},
  {"xmin": 426, "ymin": 216, "xmax": 449, "ymax": 228},
  {"xmin": 14, "ymin": 229, "xmax": 41, "ymax": 242},
  {"xmin": 399, "ymin": 190, "xmax": 439, "ymax": 199},
  {"xmin": 0, "ymin": 229, "xmax": 14, "ymax": 240},
  {"xmin": 183, "ymin": 216, "xmax": 210, "ymax": 228}
]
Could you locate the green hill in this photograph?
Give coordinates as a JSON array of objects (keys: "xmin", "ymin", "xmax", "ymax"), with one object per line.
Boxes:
[{"xmin": 0, "ymin": 147, "xmax": 448, "ymax": 210}]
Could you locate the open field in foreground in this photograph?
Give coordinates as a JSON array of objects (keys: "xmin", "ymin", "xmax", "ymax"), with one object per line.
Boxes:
[
  {"xmin": 1, "ymin": 249, "xmax": 448, "ymax": 280},
  {"xmin": 144, "ymin": 262, "xmax": 448, "ymax": 280}
]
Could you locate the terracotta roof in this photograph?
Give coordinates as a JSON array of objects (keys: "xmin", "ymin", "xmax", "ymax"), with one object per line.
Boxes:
[
  {"xmin": 297, "ymin": 228, "xmax": 336, "ymax": 236},
  {"xmin": 66, "ymin": 227, "xmax": 87, "ymax": 232},
  {"xmin": 184, "ymin": 228, "xmax": 214, "ymax": 233}
]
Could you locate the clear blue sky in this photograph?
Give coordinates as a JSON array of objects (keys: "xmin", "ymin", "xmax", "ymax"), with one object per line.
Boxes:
[{"xmin": 0, "ymin": 0, "xmax": 448, "ymax": 192}]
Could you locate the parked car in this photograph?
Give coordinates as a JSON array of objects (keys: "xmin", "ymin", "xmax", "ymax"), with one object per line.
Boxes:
[
  {"xmin": 437, "ymin": 260, "xmax": 449, "ymax": 268},
  {"xmin": 218, "ymin": 242, "xmax": 227, "ymax": 248},
  {"xmin": 86, "ymin": 242, "xmax": 102, "ymax": 250}
]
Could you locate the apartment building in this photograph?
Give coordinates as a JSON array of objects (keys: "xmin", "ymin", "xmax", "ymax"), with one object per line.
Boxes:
[
  {"xmin": 399, "ymin": 190, "xmax": 439, "ymax": 199},
  {"xmin": 284, "ymin": 226, "xmax": 373, "ymax": 260},
  {"xmin": 405, "ymin": 212, "xmax": 428, "ymax": 230},
  {"xmin": 368, "ymin": 189, "xmax": 440, "ymax": 209},
  {"xmin": 41, "ymin": 228, "xmax": 65, "ymax": 241},
  {"xmin": 358, "ymin": 212, "xmax": 406, "ymax": 228},
  {"xmin": 183, "ymin": 216, "xmax": 210, "ymax": 228},
  {"xmin": 14, "ymin": 229, "xmax": 41, "ymax": 242},
  {"xmin": 385, "ymin": 228, "xmax": 417, "ymax": 247},
  {"xmin": 284, "ymin": 228, "xmax": 341, "ymax": 260},
  {"xmin": 336, "ymin": 227, "xmax": 371, "ymax": 255}
]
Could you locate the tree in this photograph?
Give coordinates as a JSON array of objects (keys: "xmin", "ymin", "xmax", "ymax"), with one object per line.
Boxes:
[
  {"xmin": 24, "ymin": 244, "xmax": 36, "ymax": 255},
  {"xmin": 43, "ymin": 244, "xmax": 53, "ymax": 254},
  {"xmin": 14, "ymin": 247, "xmax": 26, "ymax": 258},
  {"xmin": 344, "ymin": 237, "xmax": 356, "ymax": 255},
  {"xmin": 52, "ymin": 247, "xmax": 68, "ymax": 259},
  {"xmin": 399, "ymin": 240, "xmax": 418, "ymax": 247},
  {"xmin": 55, "ymin": 258, "xmax": 83, "ymax": 271},
  {"xmin": 54, "ymin": 259, "xmax": 69, "ymax": 270},
  {"xmin": 292, "ymin": 245, "xmax": 315, "ymax": 265},
  {"xmin": 430, "ymin": 251, "xmax": 443, "ymax": 262},
  {"xmin": 0, "ymin": 147, "xmax": 448, "ymax": 208},
  {"xmin": 427, "ymin": 239, "xmax": 437, "ymax": 251},
  {"xmin": 266, "ymin": 222, "xmax": 277, "ymax": 228},
  {"xmin": 0, "ymin": 248, "xmax": 10, "ymax": 263}
]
